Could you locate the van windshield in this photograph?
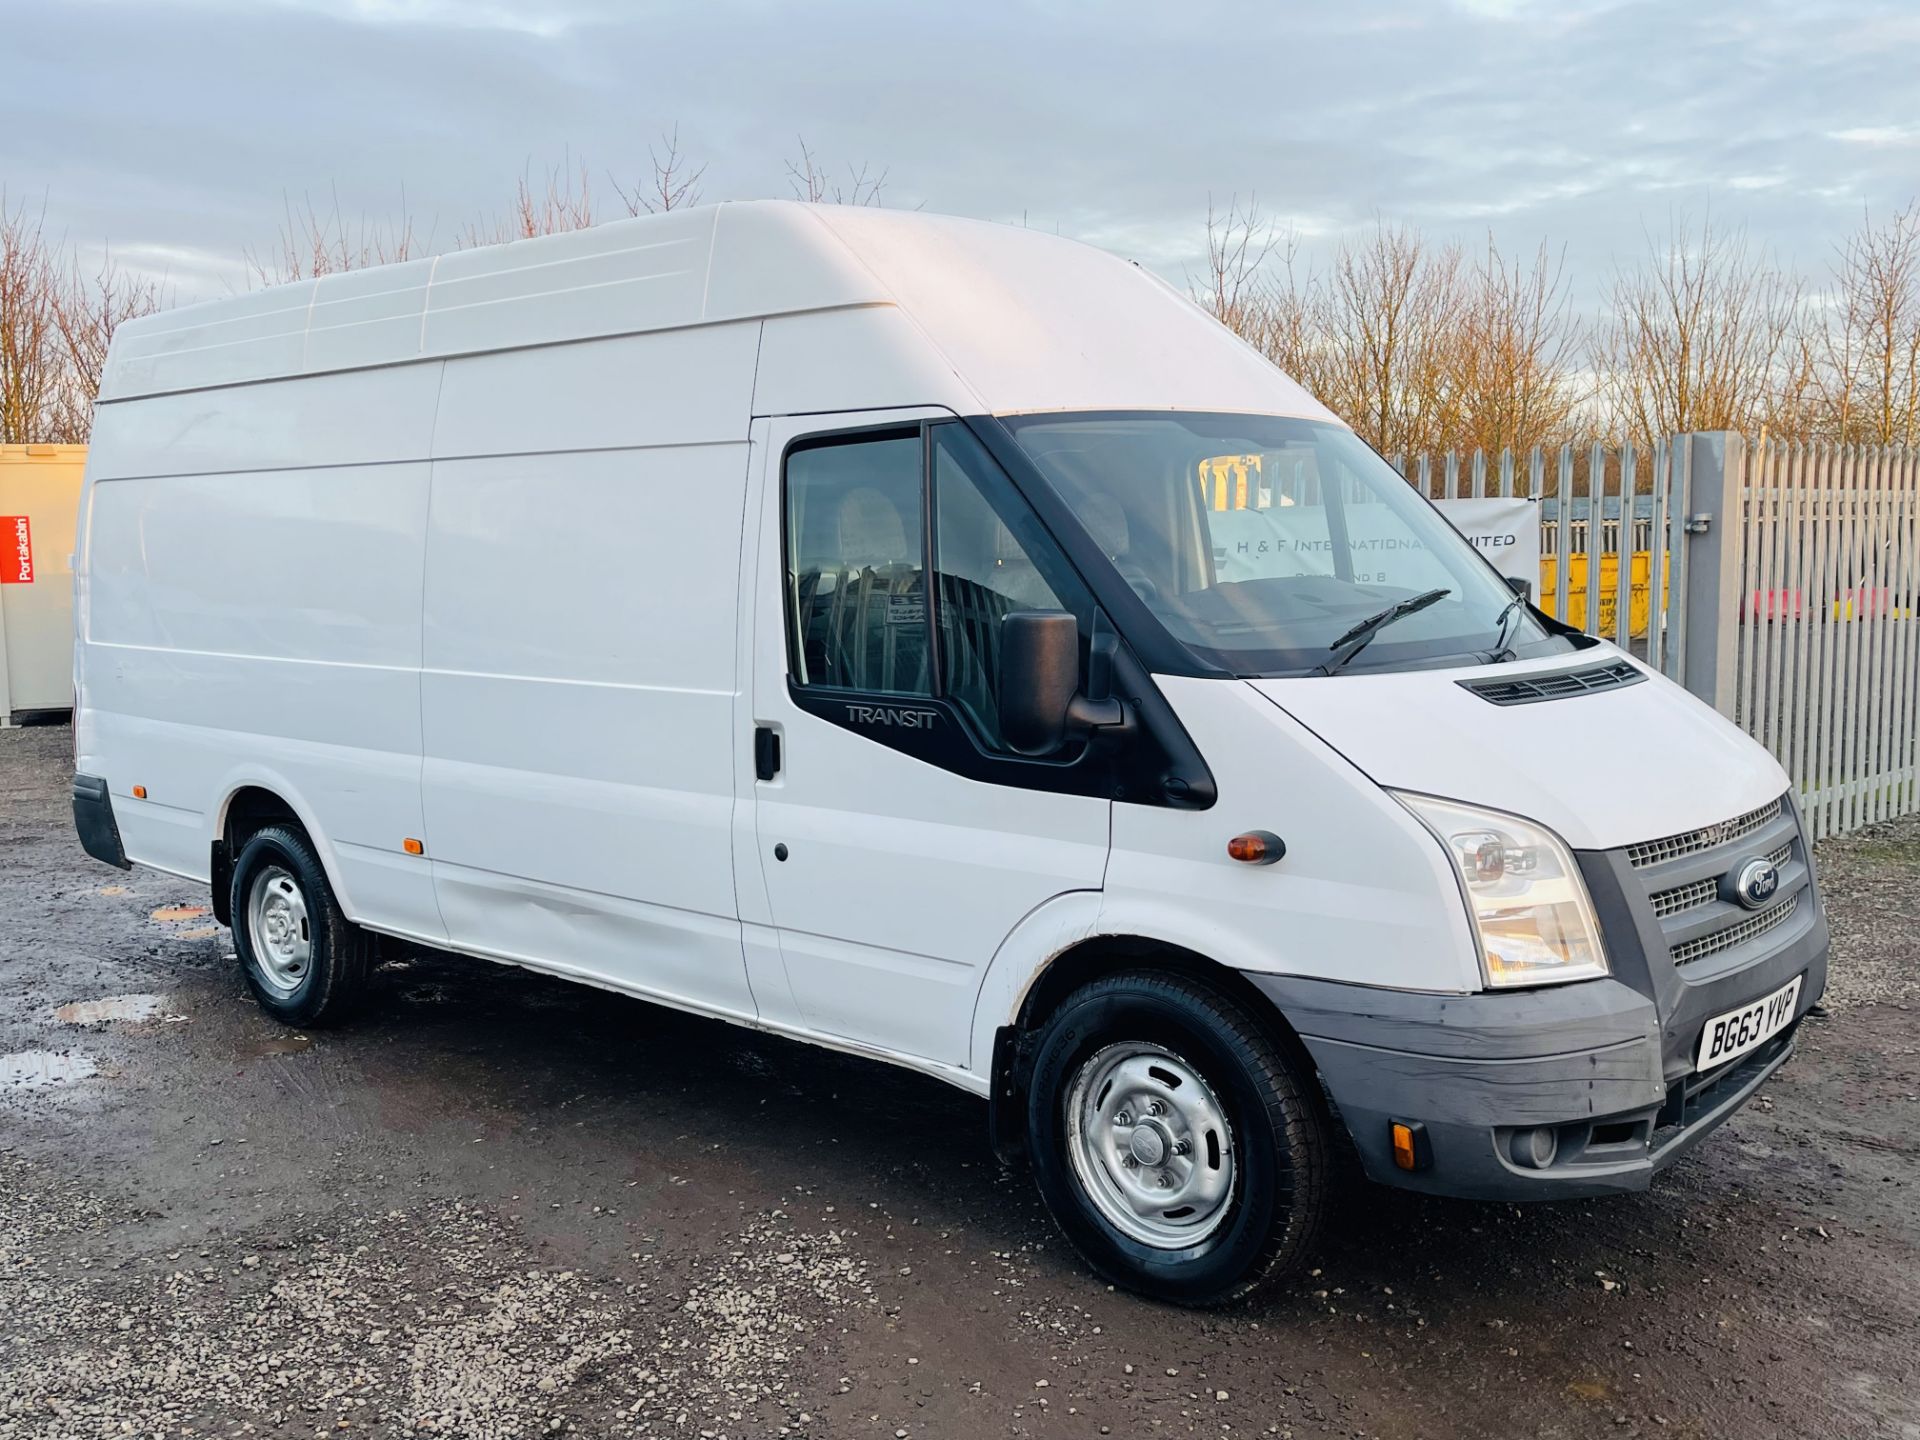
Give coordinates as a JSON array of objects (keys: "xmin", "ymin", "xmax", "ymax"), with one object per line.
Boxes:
[{"xmin": 1002, "ymin": 411, "xmax": 1565, "ymax": 676}]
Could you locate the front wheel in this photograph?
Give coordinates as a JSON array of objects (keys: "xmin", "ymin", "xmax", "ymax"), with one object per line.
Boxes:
[{"xmin": 1025, "ymin": 970, "xmax": 1328, "ymax": 1306}]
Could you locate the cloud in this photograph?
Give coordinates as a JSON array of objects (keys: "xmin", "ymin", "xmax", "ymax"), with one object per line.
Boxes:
[
  {"xmin": 5, "ymin": 0, "xmax": 1916, "ymax": 305},
  {"xmin": 1830, "ymin": 125, "xmax": 1920, "ymax": 147}
]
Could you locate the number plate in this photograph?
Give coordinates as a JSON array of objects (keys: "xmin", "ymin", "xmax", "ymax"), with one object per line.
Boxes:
[{"xmin": 1695, "ymin": 974, "xmax": 1802, "ymax": 1073}]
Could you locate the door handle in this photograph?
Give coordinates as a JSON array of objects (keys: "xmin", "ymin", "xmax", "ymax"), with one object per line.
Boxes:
[{"xmin": 754, "ymin": 725, "xmax": 782, "ymax": 782}]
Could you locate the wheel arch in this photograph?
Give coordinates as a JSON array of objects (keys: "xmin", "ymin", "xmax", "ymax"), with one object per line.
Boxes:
[
  {"xmin": 978, "ymin": 919, "xmax": 1317, "ymax": 1168},
  {"xmin": 207, "ymin": 773, "xmax": 352, "ymax": 927}
]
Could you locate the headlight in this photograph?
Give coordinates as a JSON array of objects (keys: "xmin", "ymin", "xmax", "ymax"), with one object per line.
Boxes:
[{"xmin": 1394, "ymin": 792, "xmax": 1608, "ymax": 989}]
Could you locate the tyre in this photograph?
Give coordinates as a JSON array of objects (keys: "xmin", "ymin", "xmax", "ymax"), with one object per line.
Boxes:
[
  {"xmin": 1024, "ymin": 970, "xmax": 1328, "ymax": 1306},
  {"xmin": 229, "ymin": 824, "xmax": 374, "ymax": 1028}
]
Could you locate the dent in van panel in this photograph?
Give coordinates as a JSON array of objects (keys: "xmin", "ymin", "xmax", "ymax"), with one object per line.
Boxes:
[
  {"xmin": 429, "ymin": 850, "xmax": 755, "ymax": 1020},
  {"xmin": 419, "ymin": 679, "xmax": 747, "ymax": 1008},
  {"xmin": 430, "ymin": 325, "xmax": 758, "ymax": 458},
  {"xmin": 421, "ymin": 210, "xmax": 716, "ymax": 358},
  {"xmin": 419, "ymin": 685, "xmax": 737, "ymax": 916},
  {"xmin": 301, "ymin": 258, "xmax": 437, "ymax": 374},
  {"xmin": 751, "ymin": 308, "xmax": 975, "ymax": 418},
  {"xmin": 84, "ymin": 364, "xmax": 443, "ymax": 481},
  {"xmin": 98, "ymin": 284, "xmax": 316, "ymax": 402},
  {"xmin": 419, "ymin": 436, "xmax": 749, "ymax": 1007}
]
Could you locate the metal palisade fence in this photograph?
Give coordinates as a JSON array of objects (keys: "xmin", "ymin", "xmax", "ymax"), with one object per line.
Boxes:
[
  {"xmin": 1392, "ymin": 442, "xmax": 1671, "ymax": 651},
  {"xmin": 1722, "ymin": 438, "xmax": 1920, "ymax": 839},
  {"xmin": 1395, "ymin": 435, "xmax": 1920, "ymax": 840}
]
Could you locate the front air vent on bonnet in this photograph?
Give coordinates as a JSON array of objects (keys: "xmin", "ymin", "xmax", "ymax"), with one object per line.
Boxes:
[{"xmin": 1457, "ymin": 660, "xmax": 1646, "ymax": 706}]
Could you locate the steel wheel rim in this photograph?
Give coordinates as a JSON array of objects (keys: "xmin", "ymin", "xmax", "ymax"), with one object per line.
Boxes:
[
  {"xmin": 246, "ymin": 864, "xmax": 312, "ymax": 996},
  {"xmin": 1064, "ymin": 1041, "xmax": 1236, "ymax": 1249}
]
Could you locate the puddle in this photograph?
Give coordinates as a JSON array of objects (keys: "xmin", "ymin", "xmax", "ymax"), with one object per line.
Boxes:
[
  {"xmin": 151, "ymin": 904, "xmax": 210, "ymax": 923},
  {"xmin": 0, "ymin": 1050, "xmax": 99, "ymax": 1090},
  {"xmin": 176, "ymin": 926, "xmax": 220, "ymax": 940},
  {"xmin": 97, "ymin": 884, "xmax": 128, "ymax": 896},
  {"xmin": 53, "ymin": 993, "xmax": 168, "ymax": 1026}
]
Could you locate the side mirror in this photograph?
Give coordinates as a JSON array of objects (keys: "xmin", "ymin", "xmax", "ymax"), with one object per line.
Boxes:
[
  {"xmin": 998, "ymin": 611, "xmax": 1126, "ymax": 756},
  {"xmin": 1506, "ymin": 576, "xmax": 1533, "ymax": 601}
]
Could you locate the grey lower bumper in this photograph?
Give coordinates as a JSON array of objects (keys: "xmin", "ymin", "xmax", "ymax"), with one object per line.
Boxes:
[
  {"xmin": 1246, "ymin": 914, "xmax": 1828, "ymax": 1201},
  {"xmin": 73, "ymin": 774, "xmax": 131, "ymax": 871}
]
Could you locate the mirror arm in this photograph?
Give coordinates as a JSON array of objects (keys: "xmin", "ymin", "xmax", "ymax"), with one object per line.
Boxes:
[{"xmin": 1066, "ymin": 693, "xmax": 1130, "ymax": 734}]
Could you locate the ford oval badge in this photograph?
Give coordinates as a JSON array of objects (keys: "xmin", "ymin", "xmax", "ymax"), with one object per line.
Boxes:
[{"xmin": 1728, "ymin": 857, "xmax": 1781, "ymax": 910}]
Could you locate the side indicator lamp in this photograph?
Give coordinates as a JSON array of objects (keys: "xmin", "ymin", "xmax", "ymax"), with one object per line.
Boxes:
[
  {"xmin": 1226, "ymin": 830, "xmax": 1286, "ymax": 865},
  {"xmin": 131, "ymin": 785, "xmax": 147, "ymax": 800},
  {"xmin": 1390, "ymin": 1120, "xmax": 1431, "ymax": 1172},
  {"xmin": 402, "ymin": 838, "xmax": 425, "ymax": 856}
]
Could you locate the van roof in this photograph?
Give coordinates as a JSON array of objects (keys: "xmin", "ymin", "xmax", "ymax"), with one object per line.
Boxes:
[{"xmin": 98, "ymin": 200, "xmax": 1335, "ymax": 422}]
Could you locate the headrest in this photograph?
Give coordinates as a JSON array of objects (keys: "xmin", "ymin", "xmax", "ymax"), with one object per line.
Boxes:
[
  {"xmin": 835, "ymin": 486, "xmax": 910, "ymax": 566},
  {"xmin": 1079, "ymin": 493, "xmax": 1129, "ymax": 559}
]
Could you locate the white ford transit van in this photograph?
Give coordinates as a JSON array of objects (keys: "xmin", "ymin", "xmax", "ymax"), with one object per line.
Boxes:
[{"xmin": 71, "ymin": 201, "xmax": 1827, "ymax": 1304}]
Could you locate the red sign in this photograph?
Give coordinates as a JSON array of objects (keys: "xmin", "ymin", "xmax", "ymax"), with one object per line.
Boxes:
[{"xmin": 1, "ymin": 516, "xmax": 31, "ymax": 584}]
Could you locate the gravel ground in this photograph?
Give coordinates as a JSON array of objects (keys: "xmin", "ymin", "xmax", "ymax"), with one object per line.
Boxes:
[{"xmin": 3, "ymin": 723, "xmax": 1917, "ymax": 1439}]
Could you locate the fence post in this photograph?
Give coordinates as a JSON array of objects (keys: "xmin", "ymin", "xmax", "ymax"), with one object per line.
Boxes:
[{"xmin": 1677, "ymin": 431, "xmax": 1746, "ymax": 718}]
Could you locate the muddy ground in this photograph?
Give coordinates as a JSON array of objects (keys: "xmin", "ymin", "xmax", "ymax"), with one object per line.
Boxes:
[{"xmin": 2, "ymin": 724, "xmax": 1916, "ymax": 1439}]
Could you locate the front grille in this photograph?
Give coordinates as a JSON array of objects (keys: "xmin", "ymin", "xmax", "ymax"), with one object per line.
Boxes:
[
  {"xmin": 1627, "ymin": 799, "xmax": 1784, "ymax": 869},
  {"xmin": 1649, "ymin": 842, "xmax": 1793, "ymax": 918},
  {"xmin": 1670, "ymin": 893, "xmax": 1801, "ymax": 965},
  {"xmin": 1612, "ymin": 793, "xmax": 1811, "ymax": 975},
  {"xmin": 1458, "ymin": 660, "xmax": 1645, "ymax": 706}
]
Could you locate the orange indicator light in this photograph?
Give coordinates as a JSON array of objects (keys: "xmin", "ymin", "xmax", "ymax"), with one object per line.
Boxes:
[
  {"xmin": 1226, "ymin": 830, "xmax": 1286, "ymax": 865},
  {"xmin": 403, "ymin": 837, "xmax": 424, "ymax": 855},
  {"xmin": 1391, "ymin": 1123, "xmax": 1418, "ymax": 1170}
]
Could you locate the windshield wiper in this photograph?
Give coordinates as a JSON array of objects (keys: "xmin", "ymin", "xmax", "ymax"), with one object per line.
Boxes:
[
  {"xmin": 1311, "ymin": 588, "xmax": 1451, "ymax": 676},
  {"xmin": 1487, "ymin": 592, "xmax": 1526, "ymax": 663}
]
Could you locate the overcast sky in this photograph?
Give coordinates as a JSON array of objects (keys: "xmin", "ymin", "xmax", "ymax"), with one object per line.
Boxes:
[{"xmin": 5, "ymin": 0, "xmax": 1918, "ymax": 306}]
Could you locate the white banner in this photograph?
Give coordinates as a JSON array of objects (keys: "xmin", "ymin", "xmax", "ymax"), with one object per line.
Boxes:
[
  {"xmin": 1208, "ymin": 495, "xmax": 1541, "ymax": 594},
  {"xmin": 1432, "ymin": 497, "xmax": 1540, "ymax": 590}
]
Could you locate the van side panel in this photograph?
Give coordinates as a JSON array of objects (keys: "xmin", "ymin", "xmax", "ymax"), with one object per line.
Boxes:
[
  {"xmin": 418, "ymin": 324, "xmax": 760, "ymax": 1017},
  {"xmin": 79, "ymin": 365, "xmax": 442, "ymax": 935}
]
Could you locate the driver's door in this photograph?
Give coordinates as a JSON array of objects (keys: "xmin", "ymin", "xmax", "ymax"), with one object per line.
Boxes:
[{"xmin": 736, "ymin": 412, "xmax": 1112, "ymax": 1069}]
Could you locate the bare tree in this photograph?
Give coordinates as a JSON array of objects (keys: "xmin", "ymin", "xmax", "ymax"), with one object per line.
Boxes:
[
  {"xmin": 1315, "ymin": 221, "xmax": 1467, "ymax": 457},
  {"xmin": 1600, "ymin": 213, "xmax": 1803, "ymax": 447},
  {"xmin": 614, "ymin": 125, "xmax": 707, "ymax": 215},
  {"xmin": 785, "ymin": 136, "xmax": 887, "ymax": 207},
  {"xmin": 462, "ymin": 158, "xmax": 596, "ymax": 247},
  {"xmin": 48, "ymin": 247, "xmax": 166, "ymax": 440},
  {"xmin": 1812, "ymin": 202, "xmax": 1920, "ymax": 446},
  {"xmin": 247, "ymin": 187, "xmax": 423, "ymax": 285},
  {"xmin": 1452, "ymin": 236, "xmax": 1584, "ymax": 455},
  {"xmin": 0, "ymin": 194, "xmax": 166, "ymax": 442},
  {"xmin": 0, "ymin": 194, "xmax": 61, "ymax": 443},
  {"xmin": 1192, "ymin": 194, "xmax": 1279, "ymax": 335}
]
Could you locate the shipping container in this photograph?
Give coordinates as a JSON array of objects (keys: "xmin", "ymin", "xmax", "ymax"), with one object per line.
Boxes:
[{"xmin": 0, "ymin": 444, "xmax": 83, "ymax": 723}]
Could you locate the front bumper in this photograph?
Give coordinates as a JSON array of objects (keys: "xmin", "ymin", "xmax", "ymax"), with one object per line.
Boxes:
[{"xmin": 1246, "ymin": 879, "xmax": 1829, "ymax": 1201}]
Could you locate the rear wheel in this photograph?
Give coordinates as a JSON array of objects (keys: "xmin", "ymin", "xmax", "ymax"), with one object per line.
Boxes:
[
  {"xmin": 1025, "ymin": 970, "xmax": 1328, "ymax": 1306},
  {"xmin": 229, "ymin": 824, "xmax": 373, "ymax": 1027}
]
